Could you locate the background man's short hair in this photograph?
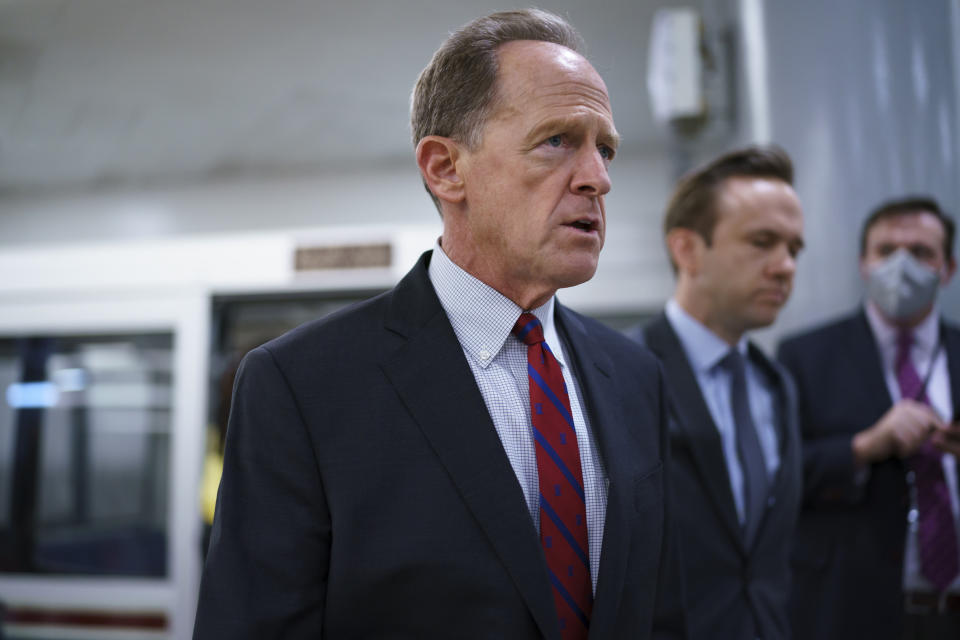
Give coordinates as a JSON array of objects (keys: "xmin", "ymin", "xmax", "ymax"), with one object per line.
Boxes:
[
  {"xmin": 663, "ymin": 145, "xmax": 795, "ymax": 246},
  {"xmin": 859, "ymin": 195, "xmax": 955, "ymax": 259},
  {"xmin": 410, "ymin": 8, "xmax": 583, "ymax": 212}
]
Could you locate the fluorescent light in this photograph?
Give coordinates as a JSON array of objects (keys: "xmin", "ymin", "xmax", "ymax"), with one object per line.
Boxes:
[
  {"xmin": 6, "ymin": 382, "xmax": 60, "ymax": 409},
  {"xmin": 53, "ymin": 368, "xmax": 88, "ymax": 392}
]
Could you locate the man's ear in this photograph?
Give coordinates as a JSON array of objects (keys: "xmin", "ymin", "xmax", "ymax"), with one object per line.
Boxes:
[
  {"xmin": 943, "ymin": 256, "xmax": 957, "ymax": 286},
  {"xmin": 665, "ymin": 228, "xmax": 704, "ymax": 276},
  {"xmin": 416, "ymin": 136, "xmax": 465, "ymax": 204}
]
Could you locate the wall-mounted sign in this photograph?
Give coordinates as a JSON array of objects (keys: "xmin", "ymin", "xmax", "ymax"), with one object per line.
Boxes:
[{"xmin": 294, "ymin": 243, "xmax": 392, "ymax": 271}]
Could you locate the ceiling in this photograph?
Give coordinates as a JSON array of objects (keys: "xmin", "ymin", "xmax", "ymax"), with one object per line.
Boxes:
[{"xmin": 0, "ymin": 0, "xmax": 692, "ymax": 196}]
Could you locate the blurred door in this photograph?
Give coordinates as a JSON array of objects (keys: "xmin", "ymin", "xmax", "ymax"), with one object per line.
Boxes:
[{"xmin": 0, "ymin": 292, "xmax": 207, "ymax": 640}]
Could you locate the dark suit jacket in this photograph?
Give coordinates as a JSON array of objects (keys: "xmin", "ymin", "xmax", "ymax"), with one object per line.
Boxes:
[
  {"xmin": 777, "ymin": 310, "xmax": 960, "ymax": 640},
  {"xmin": 193, "ymin": 251, "xmax": 686, "ymax": 639},
  {"xmin": 632, "ymin": 314, "xmax": 802, "ymax": 640}
]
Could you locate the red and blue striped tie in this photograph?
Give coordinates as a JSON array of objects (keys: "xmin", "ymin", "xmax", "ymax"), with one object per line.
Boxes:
[{"xmin": 513, "ymin": 313, "xmax": 592, "ymax": 639}]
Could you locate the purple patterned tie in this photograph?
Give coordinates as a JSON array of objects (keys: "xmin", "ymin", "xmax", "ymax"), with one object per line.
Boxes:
[{"xmin": 896, "ymin": 329, "xmax": 960, "ymax": 592}]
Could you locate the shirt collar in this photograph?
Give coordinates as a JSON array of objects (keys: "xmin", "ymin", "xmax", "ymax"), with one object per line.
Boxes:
[
  {"xmin": 665, "ymin": 298, "xmax": 748, "ymax": 373},
  {"xmin": 428, "ymin": 242, "xmax": 561, "ymax": 368},
  {"xmin": 864, "ymin": 300, "xmax": 941, "ymax": 358}
]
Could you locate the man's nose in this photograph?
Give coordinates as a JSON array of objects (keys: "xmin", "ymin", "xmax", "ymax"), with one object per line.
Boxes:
[
  {"xmin": 768, "ymin": 245, "xmax": 797, "ymax": 278},
  {"xmin": 570, "ymin": 147, "xmax": 611, "ymax": 197}
]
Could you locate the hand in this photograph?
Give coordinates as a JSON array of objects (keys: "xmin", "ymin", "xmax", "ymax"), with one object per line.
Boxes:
[
  {"xmin": 932, "ymin": 421, "xmax": 960, "ymax": 457},
  {"xmin": 852, "ymin": 399, "xmax": 943, "ymax": 464}
]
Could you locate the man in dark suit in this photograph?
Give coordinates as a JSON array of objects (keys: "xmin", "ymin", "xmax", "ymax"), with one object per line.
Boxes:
[
  {"xmin": 778, "ymin": 197, "xmax": 960, "ymax": 640},
  {"xmin": 630, "ymin": 146, "xmax": 805, "ymax": 640},
  {"xmin": 193, "ymin": 9, "xmax": 685, "ymax": 639}
]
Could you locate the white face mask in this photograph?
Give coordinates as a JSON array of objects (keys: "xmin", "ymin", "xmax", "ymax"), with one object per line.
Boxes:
[{"xmin": 865, "ymin": 248, "xmax": 941, "ymax": 320}]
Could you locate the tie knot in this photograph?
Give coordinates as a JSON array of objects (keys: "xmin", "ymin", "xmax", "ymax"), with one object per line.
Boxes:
[
  {"xmin": 512, "ymin": 313, "xmax": 545, "ymax": 346},
  {"xmin": 897, "ymin": 328, "xmax": 914, "ymax": 352},
  {"xmin": 717, "ymin": 347, "xmax": 746, "ymax": 375}
]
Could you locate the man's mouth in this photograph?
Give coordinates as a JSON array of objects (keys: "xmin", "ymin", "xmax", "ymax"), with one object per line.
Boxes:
[
  {"xmin": 756, "ymin": 289, "xmax": 788, "ymax": 303},
  {"xmin": 567, "ymin": 219, "xmax": 598, "ymax": 232}
]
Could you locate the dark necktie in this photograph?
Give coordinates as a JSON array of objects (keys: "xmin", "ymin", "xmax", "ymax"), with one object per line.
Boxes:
[
  {"xmin": 512, "ymin": 313, "xmax": 592, "ymax": 639},
  {"xmin": 719, "ymin": 348, "xmax": 769, "ymax": 545},
  {"xmin": 895, "ymin": 329, "xmax": 960, "ymax": 592}
]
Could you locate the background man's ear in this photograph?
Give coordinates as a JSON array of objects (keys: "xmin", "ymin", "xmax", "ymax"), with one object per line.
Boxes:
[
  {"xmin": 943, "ymin": 256, "xmax": 958, "ymax": 285},
  {"xmin": 416, "ymin": 136, "xmax": 465, "ymax": 204},
  {"xmin": 665, "ymin": 228, "xmax": 704, "ymax": 276}
]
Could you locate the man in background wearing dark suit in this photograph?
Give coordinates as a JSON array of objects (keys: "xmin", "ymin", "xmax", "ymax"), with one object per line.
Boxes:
[
  {"xmin": 193, "ymin": 9, "xmax": 685, "ymax": 639},
  {"xmin": 631, "ymin": 146, "xmax": 805, "ymax": 640},
  {"xmin": 778, "ymin": 197, "xmax": 960, "ymax": 640}
]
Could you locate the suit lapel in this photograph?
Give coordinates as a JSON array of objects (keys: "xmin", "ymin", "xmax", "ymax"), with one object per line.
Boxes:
[
  {"xmin": 852, "ymin": 311, "xmax": 895, "ymax": 414},
  {"xmin": 554, "ymin": 306, "xmax": 632, "ymax": 638},
  {"xmin": 644, "ymin": 313, "xmax": 744, "ymax": 550},
  {"xmin": 378, "ymin": 254, "xmax": 559, "ymax": 640},
  {"xmin": 745, "ymin": 343, "xmax": 799, "ymax": 549},
  {"xmin": 747, "ymin": 344, "xmax": 787, "ymax": 443}
]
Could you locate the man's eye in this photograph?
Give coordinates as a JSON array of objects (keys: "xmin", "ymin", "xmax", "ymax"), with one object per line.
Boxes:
[
  {"xmin": 547, "ymin": 135, "xmax": 564, "ymax": 147},
  {"xmin": 598, "ymin": 145, "xmax": 614, "ymax": 161}
]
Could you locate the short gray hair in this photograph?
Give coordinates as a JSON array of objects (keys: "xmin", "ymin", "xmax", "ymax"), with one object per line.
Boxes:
[{"xmin": 410, "ymin": 9, "xmax": 583, "ymax": 212}]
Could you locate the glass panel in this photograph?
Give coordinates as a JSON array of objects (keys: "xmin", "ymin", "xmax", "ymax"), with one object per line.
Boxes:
[
  {"xmin": 209, "ymin": 291, "xmax": 386, "ymax": 432},
  {"xmin": 0, "ymin": 333, "xmax": 172, "ymax": 577},
  {"xmin": 0, "ymin": 350, "xmax": 17, "ymax": 529},
  {"xmin": 590, "ymin": 310, "xmax": 659, "ymax": 332},
  {"xmin": 201, "ymin": 292, "xmax": 382, "ymax": 556}
]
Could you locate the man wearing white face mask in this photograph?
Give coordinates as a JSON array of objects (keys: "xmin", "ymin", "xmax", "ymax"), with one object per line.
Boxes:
[{"xmin": 778, "ymin": 196, "xmax": 960, "ymax": 640}]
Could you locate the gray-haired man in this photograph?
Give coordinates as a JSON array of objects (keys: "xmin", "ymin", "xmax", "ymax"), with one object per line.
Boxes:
[{"xmin": 194, "ymin": 9, "xmax": 685, "ymax": 639}]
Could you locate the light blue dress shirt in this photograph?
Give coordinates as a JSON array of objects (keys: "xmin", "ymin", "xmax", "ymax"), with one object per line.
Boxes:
[
  {"xmin": 665, "ymin": 299, "xmax": 781, "ymax": 524},
  {"xmin": 428, "ymin": 243, "xmax": 608, "ymax": 591}
]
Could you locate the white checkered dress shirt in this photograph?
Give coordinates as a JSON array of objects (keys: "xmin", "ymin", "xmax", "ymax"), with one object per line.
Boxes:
[{"xmin": 428, "ymin": 243, "xmax": 608, "ymax": 591}]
